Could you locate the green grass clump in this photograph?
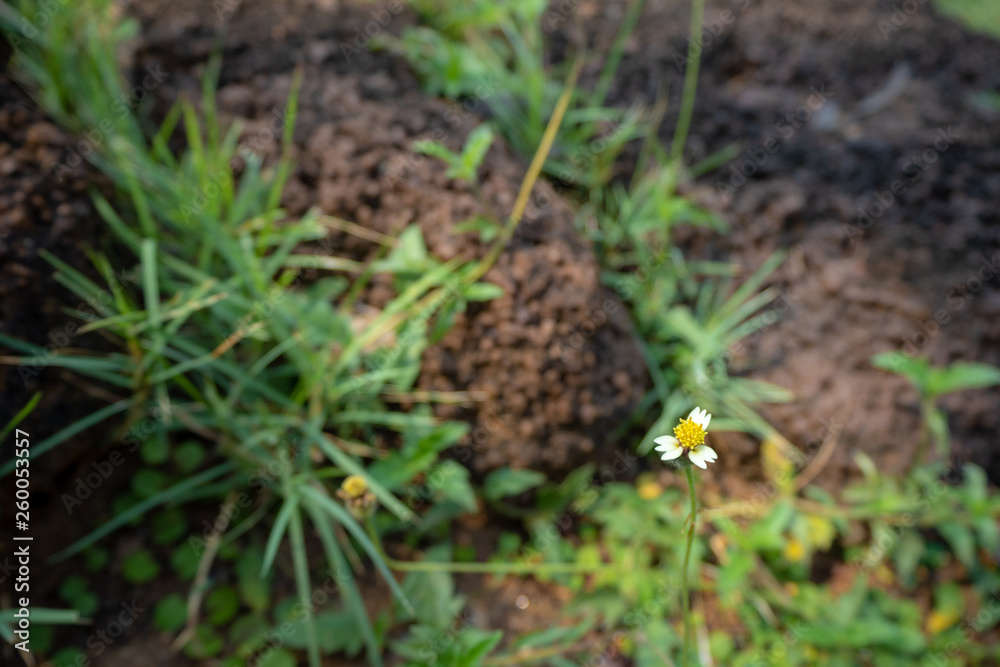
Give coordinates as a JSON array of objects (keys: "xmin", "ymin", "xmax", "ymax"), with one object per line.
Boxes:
[
  {"xmin": 392, "ymin": 0, "xmax": 793, "ymax": 452},
  {"xmin": 932, "ymin": 0, "xmax": 1000, "ymax": 40},
  {"xmin": 0, "ymin": 0, "xmax": 526, "ymax": 664},
  {"xmin": 386, "ymin": 0, "xmax": 650, "ymax": 192}
]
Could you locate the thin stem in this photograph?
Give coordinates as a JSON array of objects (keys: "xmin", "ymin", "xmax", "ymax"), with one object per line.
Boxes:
[
  {"xmin": 387, "ymin": 558, "xmax": 620, "ymax": 575},
  {"xmin": 670, "ymin": 0, "xmax": 706, "ymax": 163},
  {"xmin": 681, "ymin": 466, "xmax": 698, "ymax": 667},
  {"xmin": 172, "ymin": 491, "xmax": 237, "ymax": 653},
  {"xmin": 909, "ymin": 395, "xmax": 932, "ymax": 475},
  {"xmin": 467, "ymin": 58, "xmax": 582, "ymax": 285},
  {"xmin": 591, "ymin": 0, "xmax": 646, "ymax": 109},
  {"xmin": 365, "ymin": 514, "xmax": 622, "ymax": 575}
]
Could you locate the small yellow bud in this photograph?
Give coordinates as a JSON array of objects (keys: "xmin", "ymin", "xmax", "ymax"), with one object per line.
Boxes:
[
  {"xmin": 637, "ymin": 480, "xmax": 663, "ymax": 500},
  {"xmin": 337, "ymin": 475, "xmax": 377, "ymax": 519},
  {"xmin": 341, "ymin": 475, "xmax": 369, "ymax": 499},
  {"xmin": 927, "ymin": 609, "xmax": 960, "ymax": 635},
  {"xmin": 783, "ymin": 538, "xmax": 806, "ymax": 562}
]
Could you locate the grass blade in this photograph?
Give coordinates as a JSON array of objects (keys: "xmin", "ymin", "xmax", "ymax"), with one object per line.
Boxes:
[
  {"xmin": 261, "ymin": 495, "xmax": 297, "ymax": 577},
  {"xmin": 308, "ymin": 428, "xmax": 414, "ymax": 523},
  {"xmin": 301, "ymin": 484, "xmax": 414, "ymax": 616},
  {"xmin": 0, "ymin": 396, "xmax": 138, "ymax": 477},
  {"xmin": 287, "ymin": 495, "xmax": 321, "ymax": 667},
  {"xmin": 0, "ymin": 391, "xmax": 41, "ymax": 441},
  {"xmin": 50, "ymin": 462, "xmax": 237, "ymax": 561},
  {"xmin": 305, "ymin": 503, "xmax": 382, "ymax": 667}
]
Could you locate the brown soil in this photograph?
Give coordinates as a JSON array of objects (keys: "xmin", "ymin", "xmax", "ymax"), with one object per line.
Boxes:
[
  {"xmin": 560, "ymin": 0, "xmax": 1000, "ymax": 490},
  {"xmin": 3, "ymin": 0, "xmax": 1000, "ymax": 665},
  {"xmin": 129, "ymin": 0, "xmax": 648, "ymax": 476}
]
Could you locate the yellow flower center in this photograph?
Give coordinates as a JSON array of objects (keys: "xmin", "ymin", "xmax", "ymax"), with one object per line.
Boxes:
[
  {"xmin": 673, "ymin": 418, "xmax": 706, "ymax": 450},
  {"xmin": 341, "ymin": 475, "xmax": 369, "ymax": 499}
]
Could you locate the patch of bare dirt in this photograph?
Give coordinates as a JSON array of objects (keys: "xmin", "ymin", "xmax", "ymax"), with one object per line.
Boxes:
[
  {"xmin": 129, "ymin": 0, "xmax": 648, "ymax": 476},
  {"xmin": 561, "ymin": 0, "xmax": 1000, "ymax": 488}
]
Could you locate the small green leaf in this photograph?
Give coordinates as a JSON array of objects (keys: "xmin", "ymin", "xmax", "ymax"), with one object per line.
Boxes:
[
  {"xmin": 131, "ymin": 468, "xmax": 169, "ymax": 499},
  {"xmin": 456, "ymin": 628, "xmax": 503, "ymax": 664},
  {"xmin": 872, "ymin": 351, "xmax": 931, "ymax": 392},
  {"xmin": 927, "ymin": 407, "xmax": 950, "ymax": 455},
  {"xmin": 374, "ymin": 225, "xmax": 433, "ymax": 274},
  {"xmin": 59, "ymin": 575, "xmax": 89, "ymax": 601},
  {"xmin": 413, "ymin": 139, "xmax": 457, "ymax": 163},
  {"xmin": 463, "ymin": 281, "xmax": 505, "ymax": 302},
  {"xmin": 113, "ymin": 491, "xmax": 143, "ymax": 526},
  {"xmin": 483, "ymin": 468, "xmax": 546, "ymax": 500},
  {"xmin": 400, "ymin": 546, "xmax": 465, "ymax": 630},
  {"xmin": 257, "ymin": 648, "xmax": 298, "ymax": 667},
  {"xmin": 228, "ymin": 613, "xmax": 269, "ymax": 654},
  {"xmin": 937, "ymin": 522, "xmax": 977, "ymax": 570},
  {"xmin": 122, "ymin": 550, "xmax": 160, "ymax": 584},
  {"xmin": 454, "ymin": 216, "xmax": 501, "ymax": 243},
  {"xmin": 716, "ymin": 549, "xmax": 755, "ymax": 600},
  {"xmin": 51, "ymin": 648, "xmax": 86, "ymax": 667},
  {"xmin": 154, "ymin": 594, "xmax": 188, "ymax": 633},
  {"xmin": 171, "ymin": 543, "xmax": 200, "ymax": 580},
  {"xmin": 30, "ymin": 625, "xmax": 54, "ymax": 654},
  {"xmin": 458, "ymin": 124, "xmax": 495, "ymax": 181},
  {"xmin": 854, "ymin": 451, "xmax": 879, "ymax": 480},
  {"xmin": 281, "ymin": 609, "xmax": 364, "ymax": 655},
  {"xmin": 429, "ymin": 295, "xmax": 466, "ymax": 344},
  {"xmin": 206, "ymin": 586, "xmax": 241, "ymax": 626},
  {"xmin": 975, "ymin": 516, "xmax": 1000, "ymax": 556},
  {"xmin": 140, "ymin": 433, "xmax": 169, "ymax": 465},
  {"xmin": 83, "ymin": 547, "xmax": 109, "ymax": 572},
  {"xmin": 174, "ymin": 440, "xmax": 206, "ymax": 474},
  {"xmin": 152, "ymin": 508, "xmax": 188, "ymax": 545},
  {"xmin": 962, "ymin": 464, "xmax": 988, "ymax": 504},
  {"xmin": 927, "ymin": 362, "xmax": 1000, "ymax": 397},
  {"xmin": 184, "ymin": 625, "xmax": 224, "ymax": 659},
  {"xmin": 239, "ymin": 577, "xmax": 270, "ymax": 613},
  {"xmin": 893, "ymin": 529, "xmax": 925, "ymax": 589},
  {"xmin": 58, "ymin": 576, "xmax": 99, "ymax": 617},
  {"xmin": 431, "ymin": 461, "xmax": 478, "ymax": 513}
]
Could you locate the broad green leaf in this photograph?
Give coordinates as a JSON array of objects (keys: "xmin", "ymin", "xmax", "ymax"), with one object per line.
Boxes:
[
  {"xmin": 937, "ymin": 522, "xmax": 977, "ymax": 570},
  {"xmin": 872, "ymin": 351, "xmax": 931, "ymax": 392},
  {"xmin": 483, "ymin": 468, "xmax": 546, "ymax": 500},
  {"xmin": 463, "ymin": 281, "xmax": 505, "ymax": 302},
  {"xmin": 154, "ymin": 594, "xmax": 188, "ymax": 632},
  {"xmin": 432, "ymin": 461, "xmax": 478, "ymax": 513},
  {"xmin": 893, "ymin": 529, "xmax": 925, "ymax": 589},
  {"xmin": 205, "ymin": 586, "xmax": 240, "ymax": 626},
  {"xmin": 927, "ymin": 362, "xmax": 1000, "ymax": 397},
  {"xmin": 400, "ymin": 545, "xmax": 464, "ymax": 630}
]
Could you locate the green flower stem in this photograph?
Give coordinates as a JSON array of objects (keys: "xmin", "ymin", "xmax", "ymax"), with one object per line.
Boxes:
[
  {"xmin": 912, "ymin": 395, "xmax": 933, "ymax": 471},
  {"xmin": 388, "ymin": 559, "xmax": 620, "ymax": 575},
  {"xmin": 671, "ymin": 0, "xmax": 706, "ymax": 163},
  {"xmin": 681, "ymin": 465, "xmax": 698, "ymax": 667},
  {"xmin": 364, "ymin": 516, "xmax": 622, "ymax": 575}
]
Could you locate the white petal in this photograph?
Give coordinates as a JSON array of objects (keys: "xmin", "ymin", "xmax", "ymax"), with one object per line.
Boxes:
[
  {"xmin": 687, "ymin": 451, "xmax": 708, "ymax": 468},
  {"xmin": 653, "ymin": 435, "xmax": 678, "ymax": 450},
  {"xmin": 659, "ymin": 444, "xmax": 684, "ymax": 461},
  {"xmin": 696, "ymin": 445, "xmax": 718, "ymax": 461},
  {"xmin": 688, "ymin": 445, "xmax": 716, "ymax": 468},
  {"xmin": 689, "ymin": 407, "xmax": 710, "ymax": 429}
]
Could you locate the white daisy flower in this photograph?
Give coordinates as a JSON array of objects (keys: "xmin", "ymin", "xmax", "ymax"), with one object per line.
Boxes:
[{"xmin": 654, "ymin": 407, "xmax": 718, "ymax": 469}]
